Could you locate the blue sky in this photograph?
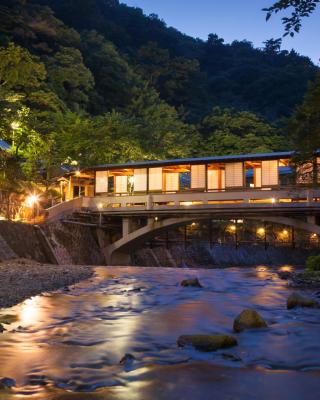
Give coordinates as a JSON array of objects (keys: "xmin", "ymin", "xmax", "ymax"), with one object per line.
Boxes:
[{"xmin": 121, "ymin": 0, "xmax": 320, "ymax": 64}]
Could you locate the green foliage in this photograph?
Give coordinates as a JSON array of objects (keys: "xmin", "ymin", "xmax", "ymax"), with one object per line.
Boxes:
[
  {"xmin": 45, "ymin": 47, "xmax": 94, "ymax": 111},
  {"xmin": 305, "ymin": 255, "xmax": 320, "ymax": 271},
  {"xmin": 264, "ymin": 0, "xmax": 319, "ymax": 36},
  {"xmin": 199, "ymin": 107, "xmax": 286, "ymax": 155},
  {"xmin": 289, "ymin": 73, "xmax": 320, "ymax": 159},
  {"xmin": 0, "ymin": 0, "xmax": 318, "ymax": 195}
]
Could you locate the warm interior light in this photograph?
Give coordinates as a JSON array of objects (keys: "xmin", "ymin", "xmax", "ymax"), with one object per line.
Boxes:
[
  {"xmin": 257, "ymin": 227, "xmax": 265, "ymax": 235},
  {"xmin": 271, "ymin": 198, "xmax": 276, "ymax": 203},
  {"xmin": 75, "ymin": 170, "xmax": 81, "ymax": 176},
  {"xmin": 183, "ymin": 201, "xmax": 193, "ymax": 206},
  {"xmin": 282, "ymin": 229, "xmax": 288, "ymax": 236},
  {"xmin": 311, "ymin": 233, "xmax": 317, "ymax": 239},
  {"xmin": 230, "ymin": 225, "xmax": 236, "ymax": 231},
  {"xmin": 154, "ymin": 217, "xmax": 158, "ymax": 222},
  {"xmin": 98, "ymin": 203, "xmax": 103, "ymax": 209},
  {"xmin": 191, "ymin": 222, "xmax": 197, "ymax": 227},
  {"xmin": 26, "ymin": 194, "xmax": 39, "ymax": 207}
]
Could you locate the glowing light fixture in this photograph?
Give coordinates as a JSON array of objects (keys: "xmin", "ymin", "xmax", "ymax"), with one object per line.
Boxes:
[
  {"xmin": 98, "ymin": 203, "xmax": 103, "ymax": 209},
  {"xmin": 257, "ymin": 227, "xmax": 265, "ymax": 235},
  {"xmin": 26, "ymin": 194, "xmax": 39, "ymax": 207},
  {"xmin": 282, "ymin": 229, "xmax": 288, "ymax": 236},
  {"xmin": 154, "ymin": 217, "xmax": 158, "ymax": 222},
  {"xmin": 230, "ymin": 225, "xmax": 236, "ymax": 232},
  {"xmin": 271, "ymin": 198, "xmax": 276, "ymax": 204},
  {"xmin": 75, "ymin": 170, "xmax": 81, "ymax": 177}
]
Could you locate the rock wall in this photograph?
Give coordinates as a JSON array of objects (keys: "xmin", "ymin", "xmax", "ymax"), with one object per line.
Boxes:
[
  {"xmin": 0, "ymin": 220, "xmax": 105, "ymax": 265},
  {"xmin": 42, "ymin": 221, "xmax": 105, "ymax": 265},
  {"xmin": 0, "ymin": 220, "xmax": 317, "ymax": 267},
  {"xmin": 0, "ymin": 221, "xmax": 51, "ymax": 262},
  {"xmin": 133, "ymin": 242, "xmax": 317, "ymax": 267}
]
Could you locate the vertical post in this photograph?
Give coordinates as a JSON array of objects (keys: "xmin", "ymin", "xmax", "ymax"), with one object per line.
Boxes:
[
  {"xmin": 184, "ymin": 224, "xmax": 187, "ymax": 249},
  {"xmin": 99, "ymin": 212, "xmax": 102, "ymax": 227},
  {"xmin": 235, "ymin": 220, "xmax": 238, "ymax": 249},
  {"xmin": 147, "ymin": 167, "xmax": 149, "ymax": 194},
  {"xmin": 205, "ymin": 164, "xmax": 208, "ymax": 192}
]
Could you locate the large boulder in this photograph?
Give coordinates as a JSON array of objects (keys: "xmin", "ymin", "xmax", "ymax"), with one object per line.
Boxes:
[
  {"xmin": 177, "ymin": 334, "xmax": 237, "ymax": 352},
  {"xmin": 0, "ymin": 315, "xmax": 18, "ymax": 325},
  {"xmin": 0, "ymin": 377, "xmax": 16, "ymax": 389},
  {"xmin": 287, "ymin": 292, "xmax": 319, "ymax": 309},
  {"xmin": 233, "ymin": 309, "xmax": 268, "ymax": 333},
  {"xmin": 180, "ymin": 278, "xmax": 202, "ymax": 288}
]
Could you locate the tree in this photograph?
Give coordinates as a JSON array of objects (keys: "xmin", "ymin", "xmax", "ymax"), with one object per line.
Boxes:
[
  {"xmin": 264, "ymin": 0, "xmax": 320, "ymax": 36},
  {"xmin": 45, "ymin": 47, "xmax": 94, "ymax": 111},
  {"xmin": 289, "ymin": 73, "xmax": 320, "ymax": 158},
  {"xmin": 200, "ymin": 107, "xmax": 286, "ymax": 155}
]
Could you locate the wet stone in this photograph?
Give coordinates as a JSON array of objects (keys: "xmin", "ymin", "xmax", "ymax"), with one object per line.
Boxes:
[
  {"xmin": 233, "ymin": 309, "xmax": 268, "ymax": 333},
  {"xmin": 222, "ymin": 353, "xmax": 242, "ymax": 362},
  {"xmin": 0, "ymin": 377, "xmax": 16, "ymax": 389},
  {"xmin": 0, "ymin": 314, "xmax": 18, "ymax": 325},
  {"xmin": 119, "ymin": 353, "xmax": 136, "ymax": 365},
  {"xmin": 177, "ymin": 334, "xmax": 237, "ymax": 352},
  {"xmin": 180, "ymin": 278, "xmax": 202, "ymax": 288},
  {"xmin": 287, "ymin": 292, "xmax": 319, "ymax": 309}
]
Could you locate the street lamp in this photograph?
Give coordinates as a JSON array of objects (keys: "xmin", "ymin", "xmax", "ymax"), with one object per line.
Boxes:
[{"xmin": 26, "ymin": 194, "xmax": 39, "ymax": 224}]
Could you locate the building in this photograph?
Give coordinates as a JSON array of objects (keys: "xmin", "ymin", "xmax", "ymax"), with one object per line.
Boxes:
[{"xmin": 60, "ymin": 151, "xmax": 302, "ymax": 202}]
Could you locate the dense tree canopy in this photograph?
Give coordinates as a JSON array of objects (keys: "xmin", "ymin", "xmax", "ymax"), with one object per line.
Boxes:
[{"xmin": 0, "ymin": 0, "xmax": 318, "ymax": 201}]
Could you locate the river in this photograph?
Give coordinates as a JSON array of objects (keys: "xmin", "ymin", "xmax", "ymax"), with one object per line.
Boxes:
[{"xmin": 0, "ymin": 266, "xmax": 320, "ymax": 399}]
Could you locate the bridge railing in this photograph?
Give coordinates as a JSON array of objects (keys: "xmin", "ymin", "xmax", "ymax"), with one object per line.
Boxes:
[
  {"xmin": 85, "ymin": 187, "xmax": 320, "ymax": 213},
  {"xmin": 45, "ymin": 197, "xmax": 85, "ymax": 222}
]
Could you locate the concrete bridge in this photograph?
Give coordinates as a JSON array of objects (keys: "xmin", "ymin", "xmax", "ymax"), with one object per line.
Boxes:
[{"xmin": 45, "ymin": 186, "xmax": 320, "ymax": 265}]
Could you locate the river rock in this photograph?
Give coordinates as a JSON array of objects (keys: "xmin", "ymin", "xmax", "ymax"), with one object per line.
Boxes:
[
  {"xmin": 180, "ymin": 278, "xmax": 202, "ymax": 288},
  {"xmin": 119, "ymin": 353, "xmax": 136, "ymax": 365},
  {"xmin": 233, "ymin": 309, "xmax": 268, "ymax": 333},
  {"xmin": 0, "ymin": 377, "xmax": 16, "ymax": 389},
  {"xmin": 0, "ymin": 315, "xmax": 18, "ymax": 325},
  {"xmin": 177, "ymin": 334, "xmax": 237, "ymax": 352},
  {"xmin": 287, "ymin": 292, "xmax": 319, "ymax": 309}
]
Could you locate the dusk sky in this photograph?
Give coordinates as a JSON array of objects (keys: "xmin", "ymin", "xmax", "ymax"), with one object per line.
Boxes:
[{"xmin": 122, "ymin": 0, "xmax": 320, "ymax": 64}]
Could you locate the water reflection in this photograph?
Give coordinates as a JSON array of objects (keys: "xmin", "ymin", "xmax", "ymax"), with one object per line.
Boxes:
[{"xmin": 0, "ymin": 266, "xmax": 320, "ymax": 399}]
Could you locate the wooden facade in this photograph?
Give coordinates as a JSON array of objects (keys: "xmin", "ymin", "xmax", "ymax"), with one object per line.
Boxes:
[
  {"xmin": 59, "ymin": 151, "xmax": 320, "ymax": 200},
  {"xmin": 93, "ymin": 155, "xmax": 291, "ymax": 196}
]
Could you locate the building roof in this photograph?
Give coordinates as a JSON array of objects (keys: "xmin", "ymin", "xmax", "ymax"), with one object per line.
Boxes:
[
  {"xmin": 0, "ymin": 139, "xmax": 11, "ymax": 151},
  {"xmin": 89, "ymin": 151, "xmax": 295, "ymax": 171}
]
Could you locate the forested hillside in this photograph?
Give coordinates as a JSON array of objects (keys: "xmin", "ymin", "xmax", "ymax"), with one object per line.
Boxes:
[{"xmin": 0, "ymin": 0, "xmax": 318, "ymax": 187}]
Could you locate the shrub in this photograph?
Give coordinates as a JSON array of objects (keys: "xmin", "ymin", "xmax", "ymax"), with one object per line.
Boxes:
[{"xmin": 305, "ymin": 255, "xmax": 320, "ymax": 271}]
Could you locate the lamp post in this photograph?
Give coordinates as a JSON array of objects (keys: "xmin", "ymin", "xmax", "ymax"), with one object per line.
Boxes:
[{"xmin": 26, "ymin": 195, "xmax": 39, "ymax": 224}]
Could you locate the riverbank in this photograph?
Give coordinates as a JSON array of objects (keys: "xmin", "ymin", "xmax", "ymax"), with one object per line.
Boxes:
[{"xmin": 0, "ymin": 258, "xmax": 93, "ymax": 309}]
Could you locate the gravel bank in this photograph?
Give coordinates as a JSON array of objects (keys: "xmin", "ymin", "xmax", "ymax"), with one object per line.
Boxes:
[{"xmin": 0, "ymin": 258, "xmax": 93, "ymax": 308}]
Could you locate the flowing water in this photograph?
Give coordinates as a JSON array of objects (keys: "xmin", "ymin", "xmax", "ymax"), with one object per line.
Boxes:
[{"xmin": 0, "ymin": 266, "xmax": 320, "ymax": 399}]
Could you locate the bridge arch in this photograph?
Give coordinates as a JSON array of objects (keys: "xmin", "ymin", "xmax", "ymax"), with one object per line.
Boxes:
[{"xmin": 104, "ymin": 215, "xmax": 320, "ymax": 265}]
